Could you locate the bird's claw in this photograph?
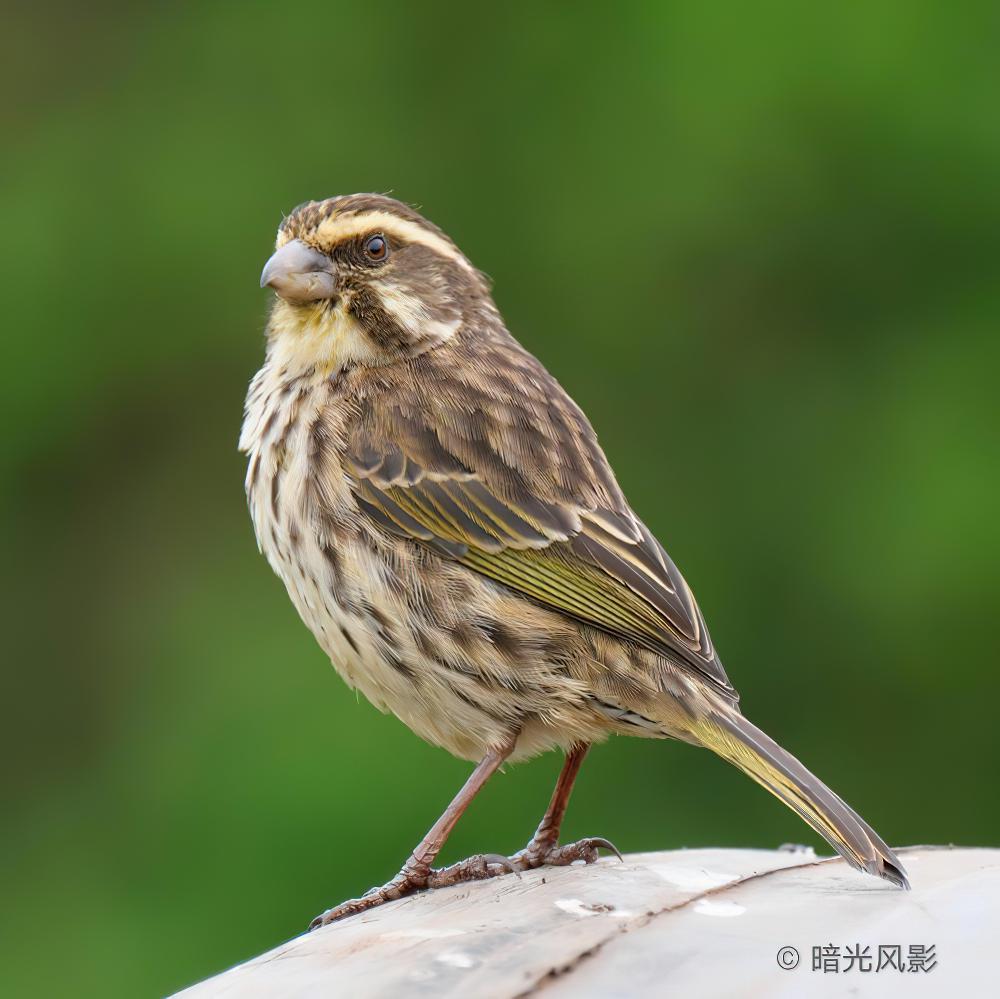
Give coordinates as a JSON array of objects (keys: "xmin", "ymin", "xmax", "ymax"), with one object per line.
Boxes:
[
  {"xmin": 308, "ymin": 853, "xmax": 521, "ymax": 928},
  {"xmin": 426, "ymin": 852, "xmax": 521, "ymax": 888},
  {"xmin": 309, "ymin": 867, "xmax": 429, "ymax": 929},
  {"xmin": 482, "ymin": 852, "xmax": 522, "ymax": 876},
  {"xmin": 587, "ymin": 836, "xmax": 625, "ymax": 862},
  {"xmin": 519, "ymin": 835, "xmax": 623, "ymax": 868},
  {"xmin": 308, "ymin": 837, "xmax": 622, "ymax": 928}
]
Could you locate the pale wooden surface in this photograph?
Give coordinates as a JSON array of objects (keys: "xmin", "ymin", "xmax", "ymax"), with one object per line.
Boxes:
[{"xmin": 175, "ymin": 846, "xmax": 998, "ymax": 998}]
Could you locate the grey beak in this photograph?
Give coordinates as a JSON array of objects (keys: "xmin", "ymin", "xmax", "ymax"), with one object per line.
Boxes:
[{"xmin": 260, "ymin": 239, "xmax": 337, "ymax": 303}]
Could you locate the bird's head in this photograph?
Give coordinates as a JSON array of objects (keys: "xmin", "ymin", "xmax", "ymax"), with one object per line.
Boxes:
[{"xmin": 260, "ymin": 194, "xmax": 491, "ymax": 371}]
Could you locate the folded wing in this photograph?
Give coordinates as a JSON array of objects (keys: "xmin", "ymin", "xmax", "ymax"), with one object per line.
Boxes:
[{"xmin": 342, "ymin": 336, "xmax": 735, "ymax": 699}]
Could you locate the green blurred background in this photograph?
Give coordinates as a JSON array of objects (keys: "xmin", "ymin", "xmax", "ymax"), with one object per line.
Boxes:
[{"xmin": 3, "ymin": 2, "xmax": 998, "ymax": 995}]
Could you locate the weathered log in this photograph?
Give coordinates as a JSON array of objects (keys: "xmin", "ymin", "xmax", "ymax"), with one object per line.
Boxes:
[{"xmin": 175, "ymin": 846, "xmax": 997, "ymax": 997}]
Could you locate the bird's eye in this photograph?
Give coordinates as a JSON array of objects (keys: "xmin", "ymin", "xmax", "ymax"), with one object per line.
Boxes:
[{"xmin": 364, "ymin": 234, "xmax": 388, "ymax": 261}]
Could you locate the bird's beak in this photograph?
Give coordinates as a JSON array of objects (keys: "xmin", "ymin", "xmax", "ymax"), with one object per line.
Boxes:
[{"xmin": 260, "ymin": 239, "xmax": 337, "ymax": 304}]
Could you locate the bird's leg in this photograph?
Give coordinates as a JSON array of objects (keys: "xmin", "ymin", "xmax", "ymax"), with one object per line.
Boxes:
[
  {"xmin": 513, "ymin": 743, "xmax": 621, "ymax": 868},
  {"xmin": 518, "ymin": 743, "xmax": 590, "ymax": 862},
  {"xmin": 310, "ymin": 738, "xmax": 515, "ymax": 928},
  {"xmin": 430, "ymin": 744, "xmax": 620, "ymax": 887}
]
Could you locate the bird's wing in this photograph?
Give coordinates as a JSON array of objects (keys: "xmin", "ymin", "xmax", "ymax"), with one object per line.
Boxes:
[{"xmin": 343, "ymin": 335, "xmax": 735, "ymax": 697}]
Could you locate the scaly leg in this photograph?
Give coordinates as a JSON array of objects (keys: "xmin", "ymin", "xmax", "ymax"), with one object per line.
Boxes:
[
  {"xmin": 431, "ymin": 743, "xmax": 621, "ymax": 885},
  {"xmin": 310, "ymin": 737, "xmax": 516, "ymax": 928},
  {"xmin": 515, "ymin": 743, "xmax": 619, "ymax": 867}
]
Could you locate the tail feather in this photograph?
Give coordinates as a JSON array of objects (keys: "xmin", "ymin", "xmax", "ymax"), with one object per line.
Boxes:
[{"xmin": 695, "ymin": 707, "xmax": 909, "ymax": 889}]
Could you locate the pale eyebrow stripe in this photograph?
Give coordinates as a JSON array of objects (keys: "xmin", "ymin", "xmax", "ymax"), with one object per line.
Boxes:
[{"xmin": 310, "ymin": 211, "xmax": 473, "ymax": 271}]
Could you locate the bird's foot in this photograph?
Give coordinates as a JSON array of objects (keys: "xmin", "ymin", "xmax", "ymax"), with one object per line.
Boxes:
[
  {"xmin": 425, "ymin": 835, "xmax": 623, "ymax": 891},
  {"xmin": 308, "ymin": 853, "xmax": 519, "ymax": 929},
  {"xmin": 514, "ymin": 835, "xmax": 623, "ymax": 870},
  {"xmin": 309, "ymin": 864, "xmax": 432, "ymax": 929},
  {"xmin": 308, "ymin": 839, "xmax": 622, "ymax": 928},
  {"xmin": 426, "ymin": 853, "xmax": 520, "ymax": 888}
]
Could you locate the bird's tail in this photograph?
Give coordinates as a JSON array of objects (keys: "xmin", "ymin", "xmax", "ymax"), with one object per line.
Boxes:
[{"xmin": 691, "ymin": 704, "xmax": 909, "ymax": 889}]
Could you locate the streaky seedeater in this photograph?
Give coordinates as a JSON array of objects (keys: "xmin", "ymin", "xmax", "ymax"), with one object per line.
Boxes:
[{"xmin": 241, "ymin": 193, "xmax": 908, "ymax": 927}]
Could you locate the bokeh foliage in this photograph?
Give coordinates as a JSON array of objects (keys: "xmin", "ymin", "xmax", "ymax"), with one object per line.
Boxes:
[{"xmin": 2, "ymin": 2, "xmax": 998, "ymax": 995}]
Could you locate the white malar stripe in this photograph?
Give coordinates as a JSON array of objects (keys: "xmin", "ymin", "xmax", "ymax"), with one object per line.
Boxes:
[
  {"xmin": 371, "ymin": 280, "xmax": 462, "ymax": 346},
  {"xmin": 305, "ymin": 210, "xmax": 474, "ymax": 271}
]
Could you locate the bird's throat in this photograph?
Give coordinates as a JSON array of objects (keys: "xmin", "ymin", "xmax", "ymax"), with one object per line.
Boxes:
[{"xmin": 266, "ymin": 298, "xmax": 379, "ymax": 377}]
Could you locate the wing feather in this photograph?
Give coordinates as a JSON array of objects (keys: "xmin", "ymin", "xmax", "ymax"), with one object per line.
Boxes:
[{"xmin": 341, "ymin": 332, "xmax": 735, "ymax": 697}]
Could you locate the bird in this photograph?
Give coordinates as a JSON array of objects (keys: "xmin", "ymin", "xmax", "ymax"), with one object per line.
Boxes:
[{"xmin": 241, "ymin": 193, "xmax": 908, "ymax": 927}]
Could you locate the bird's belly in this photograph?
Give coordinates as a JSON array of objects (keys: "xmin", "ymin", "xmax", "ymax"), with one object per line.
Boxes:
[
  {"xmin": 242, "ymin": 384, "xmax": 466, "ymax": 749},
  {"xmin": 249, "ymin": 431, "xmax": 521, "ymax": 758},
  {"xmin": 264, "ymin": 524, "xmax": 526, "ymax": 759},
  {"xmin": 255, "ymin": 497, "xmax": 627, "ymax": 762}
]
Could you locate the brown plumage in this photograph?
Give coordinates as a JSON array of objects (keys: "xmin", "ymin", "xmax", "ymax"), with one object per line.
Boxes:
[{"xmin": 241, "ymin": 193, "xmax": 908, "ymax": 926}]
